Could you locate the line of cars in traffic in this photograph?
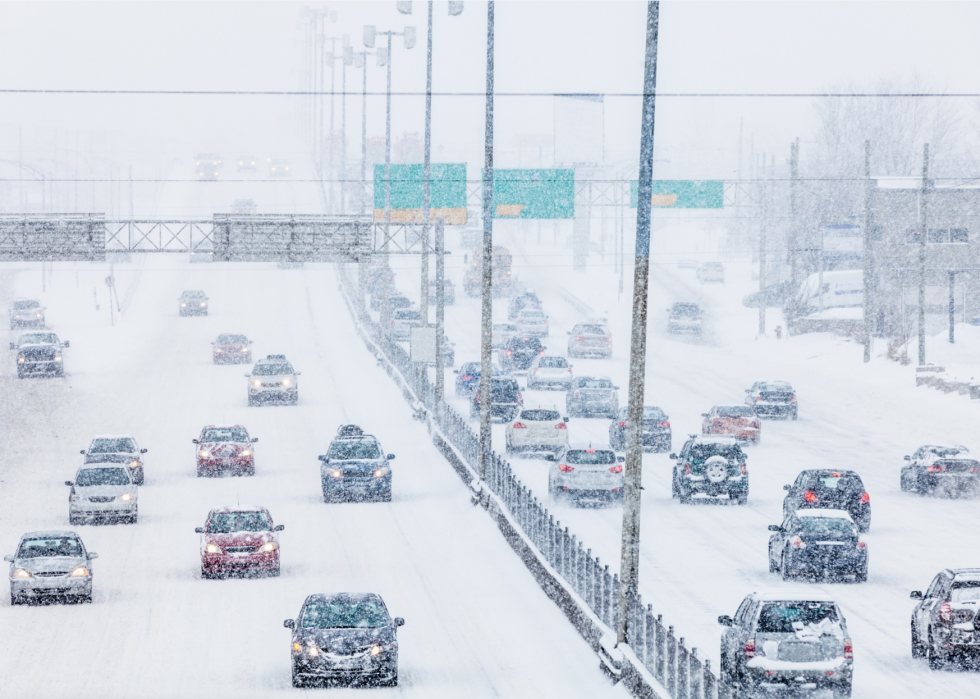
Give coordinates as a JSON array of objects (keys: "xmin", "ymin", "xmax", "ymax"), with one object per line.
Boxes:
[{"xmin": 8, "ymin": 298, "xmax": 68, "ymax": 378}]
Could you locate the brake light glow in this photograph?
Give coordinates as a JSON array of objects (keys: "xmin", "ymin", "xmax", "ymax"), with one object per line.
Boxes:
[
  {"xmin": 512, "ymin": 422, "xmax": 527, "ymax": 429},
  {"xmin": 791, "ymin": 395, "xmax": 798, "ymax": 404},
  {"xmin": 928, "ymin": 464, "xmax": 946, "ymax": 473},
  {"xmin": 856, "ymin": 539, "xmax": 866, "ymax": 550},
  {"xmin": 506, "ymin": 350, "xmax": 512, "ymax": 356},
  {"xmin": 555, "ymin": 423, "xmax": 566, "ymax": 430},
  {"xmin": 859, "ymin": 492, "xmax": 870, "ymax": 504},
  {"xmin": 684, "ymin": 462, "xmax": 692, "ymax": 475},
  {"xmin": 558, "ymin": 464, "xmax": 574, "ymax": 472},
  {"xmin": 804, "ymin": 491, "xmax": 819, "ymax": 503},
  {"xmin": 460, "ymin": 374, "xmax": 473, "ymax": 380},
  {"xmin": 517, "ymin": 394, "xmax": 523, "ymax": 404},
  {"xmin": 790, "ymin": 536, "xmax": 806, "ymax": 549},
  {"xmin": 474, "ymin": 392, "xmax": 481, "ymax": 403},
  {"xmin": 830, "ymin": 472, "xmax": 842, "ymax": 477},
  {"xmin": 586, "ymin": 449, "xmax": 596, "ymax": 453},
  {"xmin": 609, "ymin": 465, "xmax": 623, "ymax": 473},
  {"xmin": 750, "ymin": 421, "xmax": 760, "ymax": 428},
  {"xmin": 755, "ymin": 396, "xmax": 762, "ymax": 403},
  {"xmin": 618, "ymin": 421, "xmax": 627, "ymax": 427},
  {"xmin": 575, "ymin": 336, "xmax": 583, "ymax": 341},
  {"xmin": 940, "ymin": 603, "xmax": 952, "ymax": 623},
  {"xmin": 844, "ymin": 639, "xmax": 853, "ymax": 660},
  {"xmin": 658, "ymin": 421, "xmax": 670, "ymax": 427},
  {"xmin": 740, "ymin": 462, "xmax": 747, "ymax": 476},
  {"xmin": 745, "ymin": 638, "xmax": 756, "ymax": 659},
  {"xmin": 574, "ymin": 391, "xmax": 581, "ymax": 399}
]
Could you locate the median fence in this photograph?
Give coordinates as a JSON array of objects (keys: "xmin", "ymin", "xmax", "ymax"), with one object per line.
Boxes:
[{"xmin": 336, "ymin": 264, "xmax": 735, "ymax": 699}]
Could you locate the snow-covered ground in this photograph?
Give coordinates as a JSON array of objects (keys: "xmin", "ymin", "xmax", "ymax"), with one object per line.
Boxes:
[{"xmin": 376, "ymin": 218, "xmax": 980, "ymax": 697}]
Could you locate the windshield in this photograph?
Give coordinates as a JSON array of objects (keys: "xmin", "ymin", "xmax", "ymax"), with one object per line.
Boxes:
[
  {"xmin": 539, "ymin": 357, "xmax": 568, "ymax": 368},
  {"xmin": 951, "ymin": 581, "xmax": 980, "ymax": 603},
  {"xmin": 798, "ymin": 517, "xmax": 855, "ymax": 535},
  {"xmin": 672, "ymin": 303, "xmax": 700, "ymax": 316},
  {"xmin": 566, "ymin": 449, "xmax": 616, "ymax": 465},
  {"xmin": 18, "ymin": 333, "xmax": 58, "ymax": 344},
  {"xmin": 18, "ymin": 537, "xmax": 84, "ymax": 559},
  {"xmin": 494, "ymin": 324, "xmax": 518, "ymax": 332},
  {"xmin": 201, "ymin": 427, "xmax": 249, "ymax": 443},
  {"xmin": 491, "ymin": 379, "xmax": 520, "ymax": 400},
  {"xmin": 301, "ymin": 599, "xmax": 389, "ymax": 629},
  {"xmin": 84, "ymin": 454, "xmax": 133, "ymax": 465},
  {"xmin": 579, "ymin": 379, "xmax": 613, "ymax": 389},
  {"xmin": 717, "ymin": 406, "xmax": 754, "ymax": 418},
  {"xmin": 520, "ymin": 410, "xmax": 560, "ymax": 422},
  {"xmin": 394, "ymin": 311, "xmax": 420, "ymax": 321},
  {"xmin": 253, "ymin": 363, "xmax": 293, "ymax": 376},
  {"xmin": 89, "ymin": 438, "xmax": 136, "ymax": 453},
  {"xmin": 182, "ymin": 291, "xmax": 205, "ymax": 298},
  {"xmin": 217, "ymin": 334, "xmax": 247, "ymax": 344},
  {"xmin": 207, "ymin": 512, "xmax": 272, "ymax": 533},
  {"xmin": 76, "ymin": 467, "xmax": 130, "ymax": 486},
  {"xmin": 756, "ymin": 601, "xmax": 839, "ymax": 633},
  {"xmin": 328, "ymin": 440, "xmax": 382, "ymax": 460},
  {"xmin": 13, "ymin": 300, "xmax": 39, "ymax": 310}
]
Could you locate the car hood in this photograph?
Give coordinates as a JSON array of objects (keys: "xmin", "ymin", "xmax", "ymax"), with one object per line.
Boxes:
[
  {"xmin": 200, "ymin": 442, "xmax": 249, "ymax": 457},
  {"xmin": 327, "ymin": 459, "xmax": 385, "ymax": 470},
  {"xmin": 205, "ymin": 531, "xmax": 276, "ymax": 548},
  {"xmin": 75, "ymin": 484, "xmax": 133, "ymax": 498},
  {"xmin": 298, "ymin": 626, "xmax": 394, "ymax": 654},
  {"xmin": 15, "ymin": 555, "xmax": 88, "ymax": 574}
]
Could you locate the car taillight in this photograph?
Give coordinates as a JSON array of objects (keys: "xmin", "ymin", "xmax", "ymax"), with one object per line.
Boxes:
[
  {"xmin": 575, "ymin": 336, "xmax": 583, "ymax": 341},
  {"xmin": 750, "ymin": 421, "xmax": 760, "ymax": 428},
  {"xmin": 512, "ymin": 422, "xmax": 527, "ymax": 429},
  {"xmin": 928, "ymin": 464, "xmax": 946, "ymax": 473},
  {"xmin": 684, "ymin": 463, "xmax": 691, "ymax": 475},
  {"xmin": 558, "ymin": 464, "xmax": 574, "ymax": 472},
  {"xmin": 605, "ymin": 337, "xmax": 612, "ymax": 341},
  {"xmin": 534, "ymin": 367, "xmax": 539, "ymax": 372},
  {"xmin": 745, "ymin": 638, "xmax": 756, "ymax": 659},
  {"xmin": 574, "ymin": 391, "xmax": 581, "ymax": 398},
  {"xmin": 843, "ymin": 639, "xmax": 853, "ymax": 660},
  {"xmin": 618, "ymin": 421, "xmax": 627, "ymax": 427},
  {"xmin": 474, "ymin": 392, "xmax": 481, "ymax": 403},
  {"xmin": 856, "ymin": 539, "xmax": 866, "ymax": 550},
  {"xmin": 669, "ymin": 315, "xmax": 679, "ymax": 320},
  {"xmin": 609, "ymin": 465, "xmax": 623, "ymax": 473},
  {"xmin": 555, "ymin": 423, "xmax": 566, "ymax": 430},
  {"xmin": 461, "ymin": 374, "xmax": 473, "ymax": 380},
  {"xmin": 540, "ymin": 350, "xmax": 545, "ymax": 355},
  {"xmin": 790, "ymin": 536, "xmax": 806, "ymax": 549},
  {"xmin": 740, "ymin": 462, "xmax": 747, "ymax": 476},
  {"xmin": 940, "ymin": 603, "xmax": 952, "ymax": 623},
  {"xmin": 507, "ymin": 350, "xmax": 512, "ymax": 356},
  {"xmin": 791, "ymin": 395, "xmax": 798, "ymax": 404},
  {"xmin": 658, "ymin": 421, "xmax": 670, "ymax": 427},
  {"xmin": 755, "ymin": 396, "xmax": 762, "ymax": 402},
  {"xmin": 859, "ymin": 492, "xmax": 870, "ymax": 504},
  {"xmin": 804, "ymin": 491, "xmax": 818, "ymax": 503},
  {"xmin": 517, "ymin": 394, "xmax": 523, "ymax": 404},
  {"xmin": 568, "ymin": 367, "xmax": 572, "ymax": 372}
]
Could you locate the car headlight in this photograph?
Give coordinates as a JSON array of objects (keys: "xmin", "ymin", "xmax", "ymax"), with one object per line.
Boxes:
[
  {"xmin": 199, "ymin": 450, "xmax": 210, "ymax": 458},
  {"xmin": 205, "ymin": 543, "xmax": 221, "ymax": 554},
  {"xmin": 331, "ymin": 469, "xmax": 342, "ymax": 478},
  {"xmin": 371, "ymin": 644, "xmax": 382, "ymax": 656},
  {"xmin": 252, "ymin": 380, "xmax": 261, "ymax": 387},
  {"xmin": 36, "ymin": 313, "xmax": 42, "ymax": 318},
  {"xmin": 18, "ymin": 356, "xmax": 24, "ymax": 363},
  {"xmin": 308, "ymin": 645, "xmax": 319, "ymax": 657},
  {"xmin": 258, "ymin": 541, "xmax": 278, "ymax": 553},
  {"xmin": 54, "ymin": 354, "xmax": 62, "ymax": 362},
  {"xmin": 282, "ymin": 378, "xmax": 291, "ymax": 387},
  {"xmin": 12, "ymin": 568, "xmax": 32, "ymax": 579},
  {"xmin": 241, "ymin": 449, "xmax": 252, "ymax": 457},
  {"xmin": 120, "ymin": 493, "xmax": 133, "ymax": 501},
  {"xmin": 200, "ymin": 302, "xmax": 206, "ymax": 307},
  {"xmin": 71, "ymin": 566, "xmax": 89, "ymax": 577},
  {"xmin": 181, "ymin": 303, "xmax": 187, "ymax": 307},
  {"xmin": 70, "ymin": 494, "xmax": 78, "ymax": 502},
  {"xmin": 130, "ymin": 459, "xmax": 140, "ymax": 468},
  {"xmin": 374, "ymin": 467, "xmax": 389, "ymax": 478}
]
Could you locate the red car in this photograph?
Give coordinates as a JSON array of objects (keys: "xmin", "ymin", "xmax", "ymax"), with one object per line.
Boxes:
[
  {"xmin": 196, "ymin": 506, "xmax": 283, "ymax": 578},
  {"xmin": 701, "ymin": 405, "xmax": 761, "ymax": 444},
  {"xmin": 193, "ymin": 425, "xmax": 257, "ymax": 477},
  {"xmin": 212, "ymin": 333, "xmax": 252, "ymax": 364}
]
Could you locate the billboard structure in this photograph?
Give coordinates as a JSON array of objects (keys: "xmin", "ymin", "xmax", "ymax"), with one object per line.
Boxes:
[
  {"xmin": 492, "ymin": 169, "xmax": 575, "ymax": 219},
  {"xmin": 629, "ymin": 180, "xmax": 725, "ymax": 209},
  {"xmin": 373, "ymin": 163, "xmax": 467, "ymax": 225}
]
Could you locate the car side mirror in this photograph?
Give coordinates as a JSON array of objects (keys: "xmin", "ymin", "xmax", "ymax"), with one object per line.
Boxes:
[
  {"xmin": 63, "ymin": 340, "xmax": 70, "ymax": 347},
  {"xmin": 910, "ymin": 591, "xmax": 923, "ymax": 600},
  {"xmin": 701, "ymin": 413, "xmax": 709, "ymax": 418},
  {"xmin": 87, "ymin": 552, "xmax": 98, "ymax": 560},
  {"xmin": 65, "ymin": 481, "xmax": 73, "ymax": 487},
  {"xmin": 768, "ymin": 525, "xmax": 782, "ymax": 532},
  {"xmin": 3, "ymin": 555, "xmax": 13, "ymax": 563},
  {"xmin": 613, "ymin": 386, "xmax": 620, "ymax": 390},
  {"xmin": 296, "ymin": 372, "xmax": 302, "ymax": 376},
  {"xmin": 394, "ymin": 617, "xmax": 405, "ymax": 627},
  {"xmin": 275, "ymin": 525, "xmax": 285, "ymax": 532},
  {"xmin": 617, "ymin": 456, "xmax": 625, "ymax": 463},
  {"xmin": 252, "ymin": 438, "xmax": 259, "ymax": 443},
  {"xmin": 387, "ymin": 454, "xmax": 396, "ymax": 460},
  {"xmin": 744, "ymin": 388, "xmax": 751, "ymax": 393},
  {"xmin": 544, "ymin": 453, "xmax": 556, "ymax": 461},
  {"xmin": 718, "ymin": 615, "xmax": 733, "ymax": 627},
  {"xmin": 192, "ymin": 439, "xmax": 199, "ymax": 444},
  {"xmin": 783, "ymin": 484, "xmax": 791, "ymax": 490},
  {"xmin": 194, "ymin": 527, "xmax": 204, "ymax": 534},
  {"xmin": 318, "ymin": 455, "xmax": 327, "ymax": 462},
  {"xmin": 79, "ymin": 450, "xmax": 86, "ymax": 455},
  {"xmin": 284, "ymin": 619, "xmax": 295, "ymax": 629},
  {"xmin": 903, "ymin": 455, "xmax": 911, "ymax": 461},
  {"xmin": 669, "ymin": 453, "xmax": 677, "ymax": 460},
  {"xmin": 140, "ymin": 448, "xmax": 147, "ymax": 453}
]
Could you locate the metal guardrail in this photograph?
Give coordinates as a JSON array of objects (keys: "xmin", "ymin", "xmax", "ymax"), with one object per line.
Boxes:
[{"xmin": 335, "ymin": 264, "xmax": 731, "ymax": 699}]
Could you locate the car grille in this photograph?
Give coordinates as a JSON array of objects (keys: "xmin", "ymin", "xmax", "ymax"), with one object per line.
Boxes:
[
  {"xmin": 88, "ymin": 496, "xmax": 116, "ymax": 503},
  {"xmin": 342, "ymin": 471, "xmax": 376, "ymax": 478},
  {"xmin": 261, "ymin": 382, "xmax": 282, "ymax": 387},
  {"xmin": 35, "ymin": 571, "xmax": 70, "ymax": 577},
  {"xmin": 224, "ymin": 546, "xmax": 256, "ymax": 553}
]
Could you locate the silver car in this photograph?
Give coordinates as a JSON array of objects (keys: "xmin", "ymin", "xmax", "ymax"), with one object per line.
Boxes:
[
  {"xmin": 247, "ymin": 355, "xmax": 300, "ymax": 406},
  {"xmin": 548, "ymin": 444, "xmax": 624, "ymax": 505},
  {"xmin": 67, "ymin": 465, "xmax": 138, "ymax": 524},
  {"xmin": 391, "ymin": 309, "xmax": 421, "ymax": 342},
  {"xmin": 5, "ymin": 531, "xmax": 97, "ymax": 604},
  {"xmin": 9, "ymin": 298, "xmax": 45, "ymax": 329}
]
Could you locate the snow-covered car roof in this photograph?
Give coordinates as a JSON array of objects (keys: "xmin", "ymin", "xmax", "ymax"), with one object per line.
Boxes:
[
  {"xmin": 919, "ymin": 444, "xmax": 970, "ymax": 455},
  {"xmin": 751, "ymin": 590, "xmax": 838, "ymax": 603},
  {"xmin": 333, "ymin": 435, "xmax": 379, "ymax": 444},
  {"xmin": 207, "ymin": 505, "xmax": 270, "ymax": 515},
  {"xmin": 951, "ymin": 568, "xmax": 980, "ymax": 581},
  {"xmin": 201, "ymin": 424, "xmax": 247, "ymax": 431},
  {"xmin": 796, "ymin": 509, "xmax": 854, "ymax": 521}
]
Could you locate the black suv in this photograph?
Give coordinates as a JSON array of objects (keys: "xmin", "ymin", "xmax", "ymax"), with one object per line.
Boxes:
[
  {"xmin": 911, "ymin": 568, "xmax": 980, "ymax": 669},
  {"xmin": 500, "ymin": 336, "xmax": 545, "ymax": 372},
  {"xmin": 782, "ymin": 469, "xmax": 870, "ymax": 532},
  {"xmin": 768, "ymin": 510, "xmax": 867, "ymax": 581},
  {"xmin": 609, "ymin": 406, "xmax": 670, "ymax": 452},
  {"xmin": 470, "ymin": 377, "xmax": 522, "ymax": 422},
  {"xmin": 670, "ymin": 436, "xmax": 748, "ymax": 504}
]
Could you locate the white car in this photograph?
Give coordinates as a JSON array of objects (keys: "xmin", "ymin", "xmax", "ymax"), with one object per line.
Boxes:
[
  {"xmin": 667, "ymin": 302, "xmax": 703, "ymax": 335},
  {"xmin": 492, "ymin": 323, "xmax": 519, "ymax": 349},
  {"xmin": 547, "ymin": 444, "xmax": 624, "ymax": 505},
  {"xmin": 527, "ymin": 354, "xmax": 573, "ymax": 390},
  {"xmin": 391, "ymin": 309, "xmax": 421, "ymax": 342},
  {"xmin": 67, "ymin": 464, "xmax": 138, "ymax": 524},
  {"xmin": 505, "ymin": 408, "xmax": 568, "ymax": 456},
  {"xmin": 6, "ymin": 531, "xmax": 97, "ymax": 605},
  {"xmin": 81, "ymin": 434, "xmax": 147, "ymax": 485},
  {"xmin": 697, "ymin": 261, "xmax": 725, "ymax": 283},
  {"xmin": 516, "ymin": 308, "xmax": 549, "ymax": 337}
]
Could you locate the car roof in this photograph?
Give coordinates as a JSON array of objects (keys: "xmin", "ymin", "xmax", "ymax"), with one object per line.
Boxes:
[
  {"xmin": 757, "ymin": 380, "xmax": 792, "ymax": 387},
  {"xmin": 256, "ymin": 355, "xmax": 290, "ymax": 364},
  {"xmin": 332, "ymin": 435, "xmax": 379, "ymax": 444},
  {"xmin": 11, "ymin": 297, "xmax": 40, "ymax": 303},
  {"xmin": 304, "ymin": 592, "xmax": 385, "ymax": 606},
  {"xmin": 751, "ymin": 590, "xmax": 838, "ymax": 603},
  {"xmin": 950, "ymin": 568, "xmax": 980, "ymax": 581},
  {"xmin": 920, "ymin": 444, "xmax": 970, "ymax": 453},
  {"xmin": 90, "ymin": 434, "xmax": 137, "ymax": 441},
  {"xmin": 207, "ymin": 506, "xmax": 270, "ymax": 515},
  {"xmin": 201, "ymin": 424, "xmax": 247, "ymax": 431},
  {"xmin": 795, "ymin": 509, "xmax": 854, "ymax": 521},
  {"xmin": 21, "ymin": 530, "xmax": 81, "ymax": 540},
  {"xmin": 181, "ymin": 290, "xmax": 206, "ymax": 295},
  {"xmin": 713, "ymin": 404, "xmax": 752, "ymax": 409}
]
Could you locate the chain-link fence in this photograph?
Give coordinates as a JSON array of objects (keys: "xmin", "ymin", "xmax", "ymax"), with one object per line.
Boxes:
[{"xmin": 337, "ymin": 263, "xmax": 732, "ymax": 699}]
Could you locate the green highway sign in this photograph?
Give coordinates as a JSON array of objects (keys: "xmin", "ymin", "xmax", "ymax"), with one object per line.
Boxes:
[
  {"xmin": 492, "ymin": 169, "xmax": 575, "ymax": 219},
  {"xmin": 630, "ymin": 180, "xmax": 724, "ymax": 209},
  {"xmin": 373, "ymin": 163, "xmax": 467, "ymax": 224}
]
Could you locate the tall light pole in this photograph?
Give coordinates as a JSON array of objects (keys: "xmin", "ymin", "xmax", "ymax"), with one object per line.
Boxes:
[
  {"xmin": 353, "ymin": 48, "xmax": 385, "ymax": 216},
  {"xmin": 478, "ymin": 0, "xmax": 495, "ymax": 487},
  {"xmin": 618, "ymin": 0, "xmax": 659, "ymax": 648},
  {"xmin": 918, "ymin": 143, "xmax": 929, "ymax": 366},
  {"xmin": 363, "ymin": 23, "xmax": 417, "ymax": 341}
]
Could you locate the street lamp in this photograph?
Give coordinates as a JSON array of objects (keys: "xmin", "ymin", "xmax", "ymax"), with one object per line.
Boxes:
[
  {"xmin": 351, "ymin": 47, "xmax": 386, "ymax": 217},
  {"xmin": 363, "ymin": 21, "xmax": 416, "ymax": 341}
]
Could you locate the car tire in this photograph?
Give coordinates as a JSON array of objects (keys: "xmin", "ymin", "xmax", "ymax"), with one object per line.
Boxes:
[
  {"xmin": 678, "ymin": 484, "xmax": 691, "ymax": 504},
  {"xmin": 735, "ymin": 491, "xmax": 748, "ymax": 506},
  {"xmin": 69, "ymin": 515, "xmax": 81, "ymax": 526},
  {"xmin": 780, "ymin": 552, "xmax": 792, "ymax": 580},
  {"xmin": 56, "ymin": 368, "xmax": 64, "ymax": 377},
  {"xmin": 17, "ymin": 371, "xmax": 24, "ymax": 379},
  {"xmin": 671, "ymin": 474, "xmax": 679, "ymax": 500},
  {"xmin": 831, "ymin": 681, "xmax": 852, "ymax": 699},
  {"xmin": 855, "ymin": 565, "xmax": 867, "ymax": 583},
  {"xmin": 247, "ymin": 396, "xmax": 255, "ymax": 407},
  {"xmin": 10, "ymin": 593, "xmax": 20, "ymax": 606},
  {"xmin": 912, "ymin": 621, "xmax": 926, "ymax": 659},
  {"xmin": 927, "ymin": 630, "xmax": 946, "ymax": 670},
  {"xmin": 244, "ymin": 467, "xmax": 255, "ymax": 477},
  {"xmin": 768, "ymin": 546, "xmax": 777, "ymax": 573},
  {"xmin": 900, "ymin": 471, "xmax": 911, "ymax": 492},
  {"xmin": 130, "ymin": 510, "xmax": 138, "ymax": 525},
  {"xmin": 791, "ymin": 411, "xmax": 798, "ymax": 421},
  {"xmin": 379, "ymin": 490, "xmax": 392, "ymax": 503},
  {"xmin": 269, "ymin": 565, "xmax": 281, "ymax": 578},
  {"xmin": 196, "ymin": 469, "xmax": 205, "ymax": 478},
  {"xmin": 292, "ymin": 671, "xmax": 306, "ymax": 688}
]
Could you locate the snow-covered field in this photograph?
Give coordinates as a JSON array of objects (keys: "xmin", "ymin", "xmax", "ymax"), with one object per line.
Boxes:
[{"xmin": 377, "ymin": 218, "xmax": 980, "ymax": 698}]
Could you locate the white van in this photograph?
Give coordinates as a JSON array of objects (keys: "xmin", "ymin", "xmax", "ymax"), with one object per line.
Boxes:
[{"xmin": 796, "ymin": 270, "xmax": 863, "ymax": 313}]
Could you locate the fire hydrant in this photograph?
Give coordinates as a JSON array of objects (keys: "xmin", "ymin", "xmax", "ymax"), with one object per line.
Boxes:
[{"xmin": 775, "ymin": 325, "xmax": 783, "ymax": 340}]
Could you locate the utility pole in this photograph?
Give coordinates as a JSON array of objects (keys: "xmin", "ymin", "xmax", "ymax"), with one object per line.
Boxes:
[
  {"xmin": 435, "ymin": 218, "xmax": 446, "ymax": 419},
  {"xmin": 618, "ymin": 0, "xmax": 659, "ymax": 649},
  {"xmin": 478, "ymin": 0, "xmax": 495, "ymax": 488},
  {"xmin": 341, "ymin": 37, "xmax": 351, "ymax": 215},
  {"xmin": 949, "ymin": 271, "xmax": 956, "ymax": 343},
  {"xmin": 918, "ymin": 143, "xmax": 929, "ymax": 366},
  {"xmin": 863, "ymin": 140, "xmax": 873, "ymax": 362},
  {"xmin": 758, "ymin": 160, "xmax": 767, "ymax": 336},
  {"xmin": 420, "ymin": 0, "xmax": 434, "ymax": 328},
  {"xmin": 789, "ymin": 139, "xmax": 799, "ymax": 298}
]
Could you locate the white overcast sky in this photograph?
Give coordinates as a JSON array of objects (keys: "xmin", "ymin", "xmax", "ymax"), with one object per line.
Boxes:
[{"xmin": 0, "ymin": 1, "xmax": 978, "ymax": 183}]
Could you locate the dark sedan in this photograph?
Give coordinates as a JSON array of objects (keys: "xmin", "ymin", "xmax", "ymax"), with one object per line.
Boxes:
[
  {"xmin": 901, "ymin": 444, "xmax": 980, "ymax": 496},
  {"xmin": 499, "ymin": 336, "xmax": 545, "ymax": 373},
  {"xmin": 470, "ymin": 377, "xmax": 522, "ymax": 422},
  {"xmin": 783, "ymin": 469, "xmax": 871, "ymax": 532},
  {"xmin": 768, "ymin": 509, "xmax": 867, "ymax": 581},
  {"xmin": 609, "ymin": 406, "xmax": 671, "ymax": 452},
  {"xmin": 454, "ymin": 361, "xmax": 500, "ymax": 397},
  {"xmin": 286, "ymin": 593, "xmax": 404, "ymax": 687}
]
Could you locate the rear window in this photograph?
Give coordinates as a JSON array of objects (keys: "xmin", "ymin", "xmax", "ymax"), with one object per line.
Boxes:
[
  {"xmin": 521, "ymin": 310, "xmax": 545, "ymax": 318},
  {"xmin": 579, "ymin": 379, "xmax": 613, "ymax": 389},
  {"xmin": 491, "ymin": 379, "xmax": 520, "ymax": 400},
  {"xmin": 253, "ymin": 363, "xmax": 293, "ymax": 376},
  {"xmin": 539, "ymin": 357, "xmax": 568, "ymax": 368},
  {"xmin": 671, "ymin": 303, "xmax": 700, "ymax": 316},
  {"xmin": 509, "ymin": 338, "xmax": 542, "ymax": 351},
  {"xmin": 951, "ymin": 581, "xmax": 980, "ymax": 603},
  {"xmin": 809, "ymin": 474, "xmax": 863, "ymax": 492},
  {"xmin": 520, "ymin": 410, "xmax": 560, "ymax": 422},
  {"xmin": 643, "ymin": 407, "xmax": 666, "ymax": 420},
  {"xmin": 566, "ymin": 449, "xmax": 616, "ymax": 465},
  {"xmin": 756, "ymin": 601, "xmax": 839, "ymax": 633},
  {"xmin": 574, "ymin": 325, "xmax": 608, "ymax": 335},
  {"xmin": 201, "ymin": 427, "xmax": 249, "ymax": 443},
  {"xmin": 689, "ymin": 443, "xmax": 742, "ymax": 462},
  {"xmin": 716, "ymin": 406, "xmax": 754, "ymax": 418},
  {"xmin": 394, "ymin": 311, "xmax": 420, "ymax": 321},
  {"xmin": 390, "ymin": 297, "xmax": 412, "ymax": 308},
  {"xmin": 217, "ymin": 334, "xmax": 247, "ymax": 344},
  {"xmin": 798, "ymin": 517, "xmax": 855, "ymax": 535},
  {"xmin": 760, "ymin": 382, "xmax": 793, "ymax": 391},
  {"xmin": 926, "ymin": 447, "xmax": 966, "ymax": 458}
]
